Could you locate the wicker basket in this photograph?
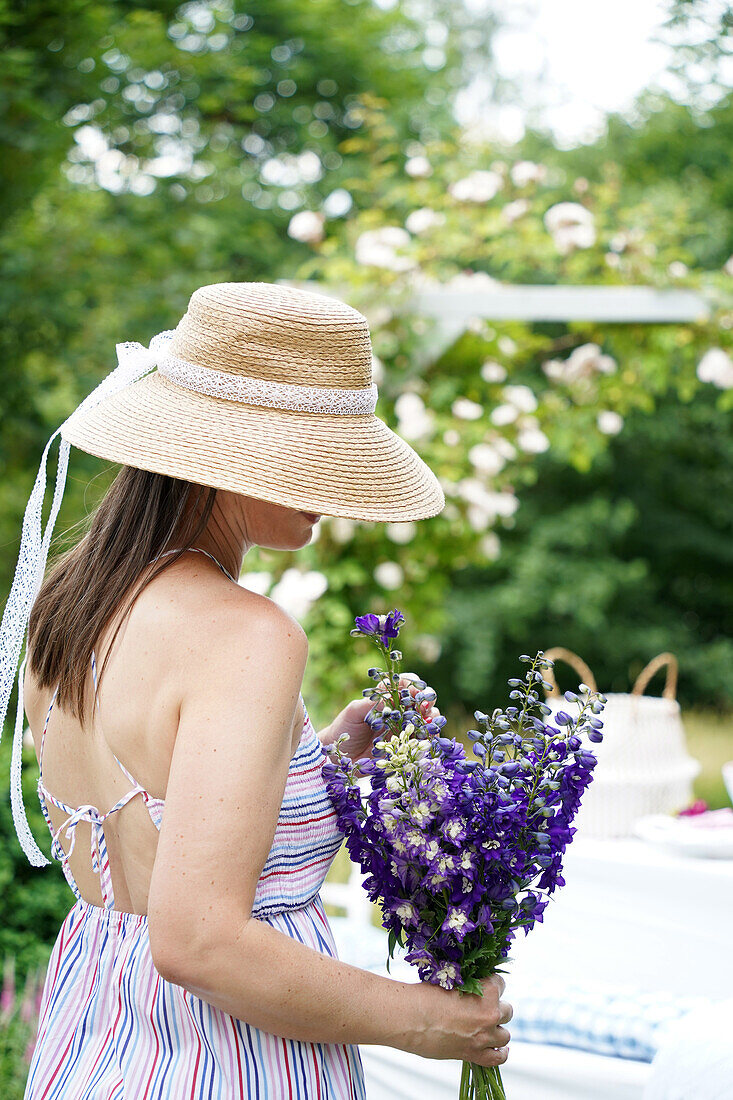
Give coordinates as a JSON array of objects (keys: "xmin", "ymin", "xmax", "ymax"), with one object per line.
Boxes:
[{"xmin": 543, "ymin": 649, "xmax": 700, "ymax": 839}]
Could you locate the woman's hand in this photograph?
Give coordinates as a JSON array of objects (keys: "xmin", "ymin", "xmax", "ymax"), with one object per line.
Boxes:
[
  {"xmin": 409, "ymin": 973, "xmax": 512, "ymax": 1066},
  {"xmin": 319, "ymin": 671, "xmax": 441, "ymax": 762},
  {"xmin": 319, "ymin": 697, "xmax": 379, "ymax": 762}
]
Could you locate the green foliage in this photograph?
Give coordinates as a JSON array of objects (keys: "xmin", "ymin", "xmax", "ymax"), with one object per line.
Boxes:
[
  {"xmin": 0, "ymin": 735, "xmax": 70, "ymax": 979},
  {"xmin": 429, "ymin": 387, "xmax": 733, "ymax": 713}
]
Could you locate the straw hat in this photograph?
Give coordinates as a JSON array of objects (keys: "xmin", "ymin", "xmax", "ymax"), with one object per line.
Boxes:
[
  {"xmin": 0, "ymin": 280, "xmax": 445, "ymax": 869},
  {"xmin": 60, "ymin": 281, "xmax": 445, "ymax": 523}
]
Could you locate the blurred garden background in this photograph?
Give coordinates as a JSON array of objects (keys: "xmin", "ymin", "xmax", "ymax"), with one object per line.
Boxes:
[{"xmin": 1, "ymin": 0, "xmax": 732, "ymax": 1090}]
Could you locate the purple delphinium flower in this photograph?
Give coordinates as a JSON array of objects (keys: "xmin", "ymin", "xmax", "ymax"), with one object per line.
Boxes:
[
  {"xmin": 352, "ymin": 608, "xmax": 405, "ymax": 649},
  {"xmin": 325, "ymin": 610, "xmax": 606, "ymax": 1098}
]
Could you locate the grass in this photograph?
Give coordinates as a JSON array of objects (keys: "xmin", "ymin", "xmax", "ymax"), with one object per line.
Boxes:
[{"xmin": 684, "ymin": 709, "xmax": 733, "ymax": 809}]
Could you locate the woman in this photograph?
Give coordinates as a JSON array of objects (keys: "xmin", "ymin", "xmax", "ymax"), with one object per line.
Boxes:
[{"xmin": 1, "ymin": 282, "xmax": 512, "ymax": 1097}]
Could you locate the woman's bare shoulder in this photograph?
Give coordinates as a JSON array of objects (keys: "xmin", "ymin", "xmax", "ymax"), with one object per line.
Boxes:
[{"xmin": 135, "ymin": 562, "xmax": 308, "ymax": 689}]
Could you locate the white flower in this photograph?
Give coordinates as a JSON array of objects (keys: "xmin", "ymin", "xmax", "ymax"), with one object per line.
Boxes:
[
  {"xmin": 458, "ymin": 480, "xmax": 519, "ymax": 525},
  {"xmin": 468, "ymin": 443, "xmax": 505, "ymax": 476},
  {"xmin": 480, "ymin": 359, "xmax": 507, "ymax": 383},
  {"xmin": 445, "ymin": 907, "xmax": 469, "ymax": 931},
  {"xmin": 448, "ymin": 169, "xmax": 503, "ymax": 204},
  {"xmin": 724, "ymin": 255, "xmax": 733, "ymax": 277},
  {"xmin": 405, "ymin": 206, "xmax": 446, "ymax": 235},
  {"xmin": 597, "ymin": 410, "xmax": 624, "ymax": 434},
  {"xmin": 510, "ymin": 160, "xmax": 547, "ymax": 187},
  {"xmin": 517, "ymin": 426, "xmax": 550, "ymax": 453},
  {"xmin": 287, "ymin": 210, "xmax": 325, "ymax": 244},
  {"xmin": 239, "ymin": 571, "xmax": 272, "ymax": 595},
  {"xmin": 544, "ymin": 201, "xmax": 596, "ymax": 254},
  {"xmin": 498, "ymin": 335, "xmax": 517, "ymax": 356},
  {"xmin": 386, "ymin": 521, "xmax": 416, "ymax": 544},
  {"xmin": 270, "ymin": 568, "xmax": 328, "ymax": 619},
  {"xmin": 23, "ymin": 726, "xmax": 34, "ymax": 751},
  {"xmin": 409, "ymin": 800, "xmax": 433, "ymax": 825},
  {"xmin": 443, "ymin": 428, "xmax": 460, "ymax": 446},
  {"xmin": 444, "ymin": 270, "xmax": 501, "ymax": 294},
  {"xmin": 503, "ymin": 384, "xmax": 537, "ymax": 413},
  {"xmin": 452, "ymin": 397, "xmax": 483, "ymax": 420},
  {"xmin": 405, "ymin": 155, "xmax": 432, "ymax": 178},
  {"xmin": 609, "ymin": 231, "xmax": 632, "ymax": 253},
  {"xmin": 395, "ymin": 391, "xmax": 435, "ymax": 441},
  {"xmin": 492, "ymin": 436, "xmax": 517, "ymax": 460},
  {"xmin": 479, "ymin": 532, "xmax": 501, "ymax": 560},
  {"xmin": 668, "ymin": 260, "xmax": 689, "ymax": 279},
  {"xmin": 543, "ymin": 342, "xmax": 616, "ymax": 383},
  {"xmin": 501, "ymin": 198, "xmax": 530, "ymax": 224},
  {"xmin": 490, "ymin": 403, "xmax": 519, "ymax": 427},
  {"xmin": 395, "ymin": 901, "xmax": 417, "ymax": 925},
  {"xmin": 329, "ymin": 517, "xmax": 356, "ymax": 543},
  {"xmin": 374, "ymin": 561, "xmax": 404, "ymax": 589},
  {"xmin": 467, "ymin": 505, "xmax": 490, "ymax": 531},
  {"xmin": 434, "ymin": 961, "xmax": 460, "ymax": 988},
  {"xmin": 355, "ymin": 226, "xmax": 415, "ymax": 271},
  {"xmin": 322, "ymin": 188, "xmax": 353, "ymax": 217},
  {"xmin": 697, "ymin": 348, "xmax": 733, "ymax": 389}
]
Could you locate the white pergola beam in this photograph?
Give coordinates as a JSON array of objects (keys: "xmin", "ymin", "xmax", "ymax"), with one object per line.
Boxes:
[{"xmin": 409, "ymin": 283, "xmax": 710, "ymax": 324}]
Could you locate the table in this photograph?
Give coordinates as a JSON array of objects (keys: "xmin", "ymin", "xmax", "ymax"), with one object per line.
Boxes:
[{"xmin": 325, "ymin": 835, "xmax": 733, "ymax": 1099}]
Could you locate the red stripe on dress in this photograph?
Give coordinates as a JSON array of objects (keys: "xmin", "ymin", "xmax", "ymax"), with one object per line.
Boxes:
[
  {"xmin": 276, "ymin": 810, "xmax": 336, "ymax": 828},
  {"xmin": 282, "ymin": 1035, "xmax": 295, "ymax": 1098},
  {"xmin": 229, "ymin": 1011, "xmax": 245, "ymax": 1095},
  {"xmin": 309, "ymin": 1044, "xmax": 323, "ymax": 1100},
  {"xmin": 258, "ymin": 852, "xmax": 334, "ymax": 882}
]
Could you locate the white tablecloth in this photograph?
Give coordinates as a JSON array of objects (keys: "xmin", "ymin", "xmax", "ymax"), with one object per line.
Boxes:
[
  {"xmin": 505, "ymin": 836, "xmax": 733, "ymax": 1000},
  {"xmin": 328, "ymin": 835, "xmax": 733, "ymax": 1099}
]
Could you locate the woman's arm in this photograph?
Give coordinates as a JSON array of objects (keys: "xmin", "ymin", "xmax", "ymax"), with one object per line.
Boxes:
[
  {"xmin": 147, "ymin": 591, "xmax": 511, "ymax": 1063},
  {"xmin": 147, "ymin": 593, "xmax": 421, "ymax": 1048},
  {"xmin": 157, "ymin": 909, "xmax": 427, "ymax": 1050}
]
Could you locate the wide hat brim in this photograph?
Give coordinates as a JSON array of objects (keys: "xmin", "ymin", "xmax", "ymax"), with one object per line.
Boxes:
[{"xmin": 59, "ymin": 371, "xmax": 445, "ymax": 522}]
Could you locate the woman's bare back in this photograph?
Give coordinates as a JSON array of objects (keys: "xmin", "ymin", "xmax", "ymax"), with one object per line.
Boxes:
[{"xmin": 24, "ymin": 550, "xmax": 306, "ymax": 915}]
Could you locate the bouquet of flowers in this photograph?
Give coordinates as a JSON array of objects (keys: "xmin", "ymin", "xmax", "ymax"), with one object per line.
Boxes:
[{"xmin": 322, "ymin": 609, "xmax": 607, "ymax": 1100}]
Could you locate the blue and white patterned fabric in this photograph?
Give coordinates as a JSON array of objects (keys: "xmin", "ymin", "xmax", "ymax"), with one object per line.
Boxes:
[
  {"xmin": 473, "ymin": 978, "xmax": 712, "ymax": 1063},
  {"xmin": 327, "ymin": 917, "xmax": 715, "ymax": 1064}
]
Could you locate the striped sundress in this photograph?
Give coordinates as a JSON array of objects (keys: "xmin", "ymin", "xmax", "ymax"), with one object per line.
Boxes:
[{"xmin": 24, "ymin": 547, "xmax": 367, "ymax": 1099}]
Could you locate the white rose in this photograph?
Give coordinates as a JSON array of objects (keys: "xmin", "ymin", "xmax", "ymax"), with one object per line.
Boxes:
[
  {"xmin": 510, "ymin": 160, "xmax": 547, "ymax": 187},
  {"xmin": 503, "ymin": 384, "xmax": 537, "ymax": 413},
  {"xmin": 452, "ymin": 397, "xmax": 483, "ymax": 420},
  {"xmin": 697, "ymin": 348, "xmax": 733, "ymax": 389},
  {"xmin": 287, "ymin": 210, "xmax": 325, "ymax": 244},
  {"xmin": 355, "ymin": 226, "xmax": 415, "ymax": 271},
  {"xmin": 405, "ymin": 155, "xmax": 432, "ymax": 178},
  {"xmin": 448, "ymin": 170, "xmax": 503, "ymax": 204},
  {"xmin": 405, "ymin": 207, "xmax": 446, "ymax": 235},
  {"xmin": 517, "ymin": 427, "xmax": 550, "ymax": 453},
  {"xmin": 480, "ymin": 359, "xmax": 507, "ymax": 383},
  {"xmin": 597, "ymin": 410, "xmax": 624, "ymax": 435},
  {"xmin": 374, "ymin": 562, "xmax": 404, "ymax": 590}
]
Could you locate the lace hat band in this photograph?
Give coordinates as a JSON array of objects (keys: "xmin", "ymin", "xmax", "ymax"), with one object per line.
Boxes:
[{"xmin": 140, "ymin": 330, "xmax": 379, "ymax": 415}]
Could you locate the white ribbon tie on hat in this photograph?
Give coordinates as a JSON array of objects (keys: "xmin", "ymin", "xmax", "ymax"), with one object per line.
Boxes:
[
  {"xmin": 1, "ymin": 336, "xmax": 164, "ymax": 866},
  {"xmin": 1, "ymin": 329, "xmax": 379, "ymax": 867}
]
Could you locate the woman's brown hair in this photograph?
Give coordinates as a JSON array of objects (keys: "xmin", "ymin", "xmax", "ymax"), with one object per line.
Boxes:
[{"xmin": 27, "ymin": 465, "xmax": 217, "ymax": 728}]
